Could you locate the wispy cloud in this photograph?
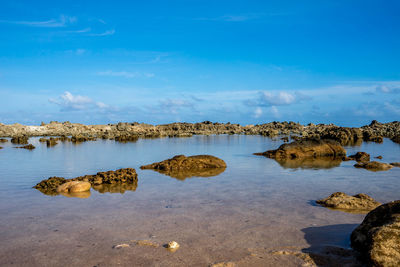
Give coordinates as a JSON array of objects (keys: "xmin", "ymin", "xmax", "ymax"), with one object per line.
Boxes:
[
  {"xmin": 195, "ymin": 13, "xmax": 264, "ymax": 22},
  {"xmin": 376, "ymin": 85, "xmax": 400, "ymax": 94},
  {"xmin": 49, "ymin": 91, "xmax": 109, "ymax": 111},
  {"xmin": 88, "ymin": 29, "xmax": 115, "ymax": 36},
  {"xmin": 97, "ymin": 70, "xmax": 155, "ymax": 78},
  {"xmin": 0, "ymin": 15, "xmax": 76, "ymax": 27}
]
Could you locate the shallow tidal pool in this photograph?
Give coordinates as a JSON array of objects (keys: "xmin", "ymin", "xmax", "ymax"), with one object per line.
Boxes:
[{"xmin": 0, "ymin": 135, "xmax": 399, "ymax": 266}]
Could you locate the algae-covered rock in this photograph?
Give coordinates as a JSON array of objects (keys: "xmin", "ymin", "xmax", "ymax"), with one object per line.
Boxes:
[
  {"xmin": 34, "ymin": 168, "xmax": 138, "ymax": 196},
  {"xmin": 140, "ymin": 155, "xmax": 226, "ymax": 179},
  {"xmin": 351, "ymin": 200, "xmax": 400, "ymax": 266},
  {"xmin": 316, "ymin": 192, "xmax": 381, "ymax": 213},
  {"xmin": 354, "ymin": 161, "xmax": 393, "ymax": 171}
]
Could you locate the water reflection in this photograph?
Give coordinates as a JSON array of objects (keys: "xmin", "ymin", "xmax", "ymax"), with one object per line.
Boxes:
[
  {"xmin": 36, "ymin": 182, "xmax": 138, "ymax": 198},
  {"xmin": 92, "ymin": 182, "xmax": 137, "ymax": 194},
  {"xmin": 274, "ymin": 157, "xmax": 342, "ymax": 169},
  {"xmin": 60, "ymin": 191, "xmax": 91, "ymax": 198},
  {"xmin": 149, "ymin": 167, "xmax": 226, "ymax": 180}
]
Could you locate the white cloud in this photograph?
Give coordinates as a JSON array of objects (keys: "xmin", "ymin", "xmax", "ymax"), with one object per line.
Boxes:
[
  {"xmin": 97, "ymin": 70, "xmax": 155, "ymax": 78},
  {"xmin": 254, "ymin": 107, "xmax": 263, "ymax": 118},
  {"xmin": 49, "ymin": 91, "xmax": 109, "ymax": 111},
  {"xmin": 245, "ymin": 91, "xmax": 311, "ymax": 107},
  {"xmin": 376, "ymin": 85, "xmax": 400, "ymax": 94},
  {"xmin": 0, "ymin": 15, "xmax": 76, "ymax": 27}
]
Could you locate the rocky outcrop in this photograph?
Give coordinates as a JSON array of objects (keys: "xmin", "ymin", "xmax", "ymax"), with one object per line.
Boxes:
[
  {"xmin": 255, "ymin": 139, "xmax": 346, "ymax": 160},
  {"xmin": 354, "ymin": 161, "xmax": 393, "ymax": 171},
  {"xmin": 34, "ymin": 168, "xmax": 138, "ymax": 196},
  {"xmin": 316, "ymin": 192, "xmax": 381, "ymax": 213},
  {"xmin": 348, "ymin": 152, "xmax": 370, "ymax": 162},
  {"xmin": 351, "ymin": 200, "xmax": 400, "ymax": 266},
  {"xmin": 140, "ymin": 155, "xmax": 226, "ymax": 180},
  {"xmin": 46, "ymin": 137, "xmax": 58, "ymax": 147},
  {"xmin": 16, "ymin": 144, "xmax": 35, "ymax": 150},
  {"xmin": 0, "ymin": 121, "xmax": 398, "ymax": 143}
]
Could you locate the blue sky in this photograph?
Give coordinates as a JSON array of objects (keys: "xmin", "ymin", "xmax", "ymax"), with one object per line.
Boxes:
[{"xmin": 0, "ymin": 0, "xmax": 399, "ymax": 126}]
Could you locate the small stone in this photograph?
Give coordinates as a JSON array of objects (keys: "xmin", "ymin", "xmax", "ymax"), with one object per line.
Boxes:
[
  {"xmin": 113, "ymin": 244, "xmax": 130, "ymax": 249},
  {"xmin": 167, "ymin": 241, "xmax": 180, "ymax": 250},
  {"xmin": 56, "ymin": 181, "xmax": 91, "ymax": 193}
]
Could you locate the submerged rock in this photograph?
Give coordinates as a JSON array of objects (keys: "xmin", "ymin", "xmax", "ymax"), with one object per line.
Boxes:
[
  {"xmin": 254, "ymin": 139, "xmax": 346, "ymax": 160},
  {"xmin": 348, "ymin": 152, "xmax": 370, "ymax": 162},
  {"xmin": 11, "ymin": 135, "xmax": 28, "ymax": 144},
  {"xmin": 92, "ymin": 182, "xmax": 137, "ymax": 194},
  {"xmin": 351, "ymin": 200, "xmax": 400, "ymax": 266},
  {"xmin": 0, "ymin": 138, "xmax": 8, "ymax": 143},
  {"xmin": 16, "ymin": 144, "xmax": 35, "ymax": 150},
  {"xmin": 140, "ymin": 155, "xmax": 226, "ymax": 180},
  {"xmin": 354, "ymin": 161, "xmax": 393, "ymax": 171},
  {"xmin": 316, "ymin": 192, "xmax": 381, "ymax": 213},
  {"xmin": 34, "ymin": 168, "xmax": 138, "ymax": 196},
  {"xmin": 46, "ymin": 137, "xmax": 58, "ymax": 147}
]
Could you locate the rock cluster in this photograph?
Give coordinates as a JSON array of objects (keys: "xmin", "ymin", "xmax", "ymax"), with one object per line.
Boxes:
[
  {"xmin": 34, "ymin": 168, "xmax": 138, "ymax": 196},
  {"xmin": 141, "ymin": 155, "xmax": 227, "ymax": 180},
  {"xmin": 351, "ymin": 200, "xmax": 400, "ymax": 266},
  {"xmin": 0, "ymin": 121, "xmax": 398, "ymax": 145},
  {"xmin": 255, "ymin": 139, "xmax": 346, "ymax": 160},
  {"xmin": 316, "ymin": 192, "xmax": 381, "ymax": 213}
]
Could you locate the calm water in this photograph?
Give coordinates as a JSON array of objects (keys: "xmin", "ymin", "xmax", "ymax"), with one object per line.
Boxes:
[{"xmin": 0, "ymin": 136, "xmax": 399, "ymax": 266}]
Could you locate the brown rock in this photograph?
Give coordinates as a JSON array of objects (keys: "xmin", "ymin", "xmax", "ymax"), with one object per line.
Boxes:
[
  {"xmin": 56, "ymin": 181, "xmax": 91, "ymax": 193},
  {"xmin": 354, "ymin": 161, "xmax": 393, "ymax": 171},
  {"xmin": 140, "ymin": 155, "xmax": 226, "ymax": 180},
  {"xmin": 351, "ymin": 200, "xmax": 400, "ymax": 266},
  {"xmin": 348, "ymin": 152, "xmax": 370, "ymax": 162},
  {"xmin": 392, "ymin": 135, "xmax": 400, "ymax": 144},
  {"xmin": 316, "ymin": 192, "xmax": 381, "ymax": 213},
  {"xmin": 0, "ymin": 138, "xmax": 8, "ymax": 143},
  {"xmin": 375, "ymin": 156, "xmax": 383, "ymax": 159},
  {"xmin": 255, "ymin": 139, "xmax": 346, "ymax": 160},
  {"xmin": 390, "ymin": 162, "xmax": 400, "ymax": 167},
  {"xmin": 16, "ymin": 144, "xmax": 35, "ymax": 150}
]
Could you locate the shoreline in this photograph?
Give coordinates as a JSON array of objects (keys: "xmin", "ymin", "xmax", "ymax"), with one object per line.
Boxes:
[{"xmin": 0, "ymin": 120, "xmax": 399, "ymax": 146}]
